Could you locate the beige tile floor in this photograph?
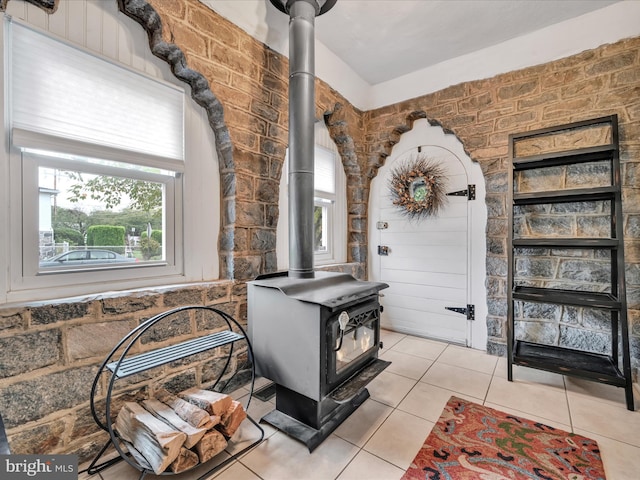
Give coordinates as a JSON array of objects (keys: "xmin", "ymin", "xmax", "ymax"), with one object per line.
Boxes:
[{"xmin": 80, "ymin": 330, "xmax": 640, "ymax": 480}]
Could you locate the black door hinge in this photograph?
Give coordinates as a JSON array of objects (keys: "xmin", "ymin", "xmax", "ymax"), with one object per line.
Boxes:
[
  {"xmin": 446, "ymin": 184, "xmax": 476, "ymax": 200},
  {"xmin": 445, "ymin": 304, "xmax": 475, "ymax": 321}
]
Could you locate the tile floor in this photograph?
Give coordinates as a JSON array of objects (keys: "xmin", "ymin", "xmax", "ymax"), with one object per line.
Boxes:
[{"xmin": 80, "ymin": 330, "xmax": 640, "ymax": 480}]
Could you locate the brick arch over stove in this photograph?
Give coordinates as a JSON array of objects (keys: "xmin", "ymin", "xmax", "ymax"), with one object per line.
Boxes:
[{"xmin": 321, "ymin": 101, "xmax": 370, "ymax": 272}]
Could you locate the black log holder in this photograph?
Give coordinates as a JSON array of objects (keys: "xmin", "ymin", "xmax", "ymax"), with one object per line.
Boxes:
[{"xmin": 86, "ymin": 306, "xmax": 265, "ymax": 480}]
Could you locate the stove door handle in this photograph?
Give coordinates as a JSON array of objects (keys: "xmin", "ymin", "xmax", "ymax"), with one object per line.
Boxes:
[
  {"xmin": 333, "ymin": 311, "xmax": 350, "ymax": 352},
  {"xmin": 338, "ymin": 311, "xmax": 350, "ymax": 331}
]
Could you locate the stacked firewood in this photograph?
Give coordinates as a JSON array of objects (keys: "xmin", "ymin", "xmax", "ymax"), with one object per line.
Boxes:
[{"xmin": 114, "ymin": 387, "xmax": 247, "ymax": 474}]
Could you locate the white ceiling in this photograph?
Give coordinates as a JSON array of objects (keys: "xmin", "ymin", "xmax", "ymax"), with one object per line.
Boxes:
[{"xmin": 203, "ymin": 0, "xmax": 621, "ymax": 85}]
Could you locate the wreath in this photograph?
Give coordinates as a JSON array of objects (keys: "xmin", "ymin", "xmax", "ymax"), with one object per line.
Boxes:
[{"xmin": 388, "ymin": 155, "xmax": 447, "ymax": 220}]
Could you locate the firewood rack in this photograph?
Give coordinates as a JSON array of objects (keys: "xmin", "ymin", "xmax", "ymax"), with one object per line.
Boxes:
[
  {"xmin": 86, "ymin": 305, "xmax": 264, "ymax": 479},
  {"xmin": 0, "ymin": 412, "xmax": 10, "ymax": 454}
]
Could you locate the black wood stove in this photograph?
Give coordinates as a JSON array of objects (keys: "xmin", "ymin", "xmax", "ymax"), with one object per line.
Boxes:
[
  {"xmin": 248, "ymin": 271, "xmax": 388, "ymax": 451},
  {"xmin": 247, "ymin": 0, "xmax": 389, "ymax": 451}
]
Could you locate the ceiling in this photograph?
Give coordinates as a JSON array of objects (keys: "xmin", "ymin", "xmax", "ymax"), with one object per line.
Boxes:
[{"xmin": 202, "ymin": 0, "xmax": 621, "ymax": 86}]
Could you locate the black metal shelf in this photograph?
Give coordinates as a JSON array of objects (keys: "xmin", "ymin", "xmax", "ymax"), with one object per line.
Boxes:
[
  {"xmin": 513, "ymin": 341, "xmax": 626, "ymax": 386},
  {"xmin": 509, "ymin": 115, "xmax": 617, "ymax": 141},
  {"xmin": 513, "ymin": 286, "xmax": 620, "ymax": 310},
  {"xmin": 513, "ymin": 238, "xmax": 618, "ymax": 249},
  {"xmin": 512, "ymin": 144, "xmax": 615, "ymax": 170},
  {"xmin": 106, "ymin": 330, "xmax": 244, "ymax": 378},
  {"xmin": 0, "ymin": 412, "xmax": 9, "ymax": 455},
  {"xmin": 513, "ymin": 186, "xmax": 616, "ymax": 205},
  {"xmin": 507, "ymin": 115, "xmax": 634, "ymax": 411}
]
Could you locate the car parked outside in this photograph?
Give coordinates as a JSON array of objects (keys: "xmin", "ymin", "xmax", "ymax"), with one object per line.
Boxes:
[{"xmin": 39, "ymin": 249, "xmax": 138, "ymax": 268}]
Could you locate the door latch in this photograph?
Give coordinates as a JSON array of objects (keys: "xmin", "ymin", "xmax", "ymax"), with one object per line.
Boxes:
[{"xmin": 378, "ymin": 245, "xmax": 389, "ymax": 256}]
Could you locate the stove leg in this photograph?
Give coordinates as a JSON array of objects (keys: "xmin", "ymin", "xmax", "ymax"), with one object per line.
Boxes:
[{"xmin": 261, "ymin": 388, "xmax": 370, "ymax": 452}]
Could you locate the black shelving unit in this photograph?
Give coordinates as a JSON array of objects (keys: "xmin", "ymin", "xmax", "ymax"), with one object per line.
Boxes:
[{"xmin": 507, "ymin": 115, "xmax": 634, "ymax": 410}]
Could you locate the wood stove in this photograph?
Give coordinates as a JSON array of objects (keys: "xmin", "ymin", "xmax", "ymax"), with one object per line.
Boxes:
[
  {"xmin": 248, "ymin": 271, "xmax": 389, "ymax": 451},
  {"xmin": 246, "ymin": 0, "xmax": 390, "ymax": 452}
]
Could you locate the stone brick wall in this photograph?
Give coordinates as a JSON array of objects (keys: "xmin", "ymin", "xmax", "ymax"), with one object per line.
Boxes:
[{"xmin": 143, "ymin": 0, "xmax": 369, "ymax": 280}]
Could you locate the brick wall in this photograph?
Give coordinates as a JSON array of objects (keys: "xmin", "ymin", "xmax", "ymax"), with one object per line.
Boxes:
[
  {"xmin": 144, "ymin": 0, "xmax": 369, "ymax": 280},
  {"xmin": 0, "ymin": 0, "xmax": 638, "ymax": 462}
]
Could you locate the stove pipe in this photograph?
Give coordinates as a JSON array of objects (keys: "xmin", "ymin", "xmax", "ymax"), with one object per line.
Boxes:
[{"xmin": 269, "ymin": 0, "xmax": 337, "ymax": 279}]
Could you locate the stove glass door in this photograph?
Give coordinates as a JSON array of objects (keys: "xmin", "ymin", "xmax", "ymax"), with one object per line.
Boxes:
[
  {"xmin": 336, "ymin": 322, "xmax": 376, "ymax": 372},
  {"xmin": 327, "ymin": 300, "xmax": 380, "ymax": 388}
]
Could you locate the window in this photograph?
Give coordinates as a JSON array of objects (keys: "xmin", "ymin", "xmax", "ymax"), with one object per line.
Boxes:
[
  {"xmin": 277, "ymin": 121, "xmax": 347, "ymax": 268},
  {"xmin": 24, "ymin": 147, "xmax": 178, "ymax": 274},
  {"xmin": 313, "ymin": 121, "xmax": 346, "ymax": 265},
  {"xmin": 313, "ymin": 145, "xmax": 337, "ymax": 261},
  {"xmin": 1, "ymin": 16, "xmax": 220, "ymax": 304}
]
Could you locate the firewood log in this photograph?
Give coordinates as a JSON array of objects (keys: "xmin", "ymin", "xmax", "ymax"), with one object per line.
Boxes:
[
  {"xmin": 122, "ymin": 440, "xmax": 153, "ymax": 471},
  {"xmin": 202, "ymin": 414, "xmax": 222, "ymax": 430},
  {"xmin": 169, "ymin": 447, "xmax": 199, "ymax": 473},
  {"xmin": 217, "ymin": 400, "xmax": 247, "ymax": 438},
  {"xmin": 194, "ymin": 429, "xmax": 227, "ymax": 464},
  {"xmin": 114, "ymin": 402, "xmax": 186, "ymax": 475},
  {"xmin": 155, "ymin": 388, "xmax": 211, "ymax": 428},
  {"xmin": 142, "ymin": 398, "xmax": 207, "ymax": 448},
  {"xmin": 179, "ymin": 388, "xmax": 232, "ymax": 416}
]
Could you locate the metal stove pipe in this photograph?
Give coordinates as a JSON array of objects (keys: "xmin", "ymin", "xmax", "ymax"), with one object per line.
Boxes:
[
  {"xmin": 269, "ymin": 0, "xmax": 337, "ymax": 279},
  {"xmin": 288, "ymin": 0, "xmax": 316, "ymax": 279}
]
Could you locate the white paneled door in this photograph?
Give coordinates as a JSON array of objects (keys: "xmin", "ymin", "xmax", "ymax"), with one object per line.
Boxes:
[{"xmin": 375, "ymin": 145, "xmax": 471, "ymax": 344}]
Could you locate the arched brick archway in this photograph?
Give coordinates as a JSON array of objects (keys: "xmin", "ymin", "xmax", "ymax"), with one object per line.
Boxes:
[
  {"xmin": 322, "ymin": 102, "xmax": 370, "ymax": 271},
  {"xmin": 366, "ymin": 110, "xmax": 475, "ymax": 178},
  {"xmin": 116, "ymin": 0, "xmax": 239, "ymax": 279}
]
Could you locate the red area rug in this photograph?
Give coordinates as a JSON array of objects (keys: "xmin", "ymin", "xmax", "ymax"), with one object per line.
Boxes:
[{"xmin": 402, "ymin": 396, "xmax": 606, "ymax": 480}]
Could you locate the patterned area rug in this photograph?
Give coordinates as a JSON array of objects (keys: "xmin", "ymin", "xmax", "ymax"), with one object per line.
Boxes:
[{"xmin": 402, "ymin": 396, "xmax": 606, "ymax": 480}]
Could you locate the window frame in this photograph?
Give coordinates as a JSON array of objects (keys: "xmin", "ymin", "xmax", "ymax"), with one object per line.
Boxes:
[
  {"xmin": 11, "ymin": 137, "xmax": 184, "ymax": 291},
  {"xmin": 313, "ymin": 146, "xmax": 337, "ymax": 262}
]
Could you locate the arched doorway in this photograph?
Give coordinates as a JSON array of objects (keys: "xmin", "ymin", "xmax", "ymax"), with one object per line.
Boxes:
[{"xmin": 369, "ymin": 119, "xmax": 488, "ymax": 350}]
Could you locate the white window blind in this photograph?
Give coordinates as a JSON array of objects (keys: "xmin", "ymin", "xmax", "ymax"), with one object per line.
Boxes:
[
  {"xmin": 314, "ymin": 146, "xmax": 335, "ymax": 194},
  {"xmin": 9, "ymin": 20, "xmax": 184, "ymax": 161}
]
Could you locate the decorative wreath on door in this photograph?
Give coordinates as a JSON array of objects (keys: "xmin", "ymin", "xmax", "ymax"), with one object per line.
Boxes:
[{"xmin": 388, "ymin": 155, "xmax": 447, "ymax": 220}]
